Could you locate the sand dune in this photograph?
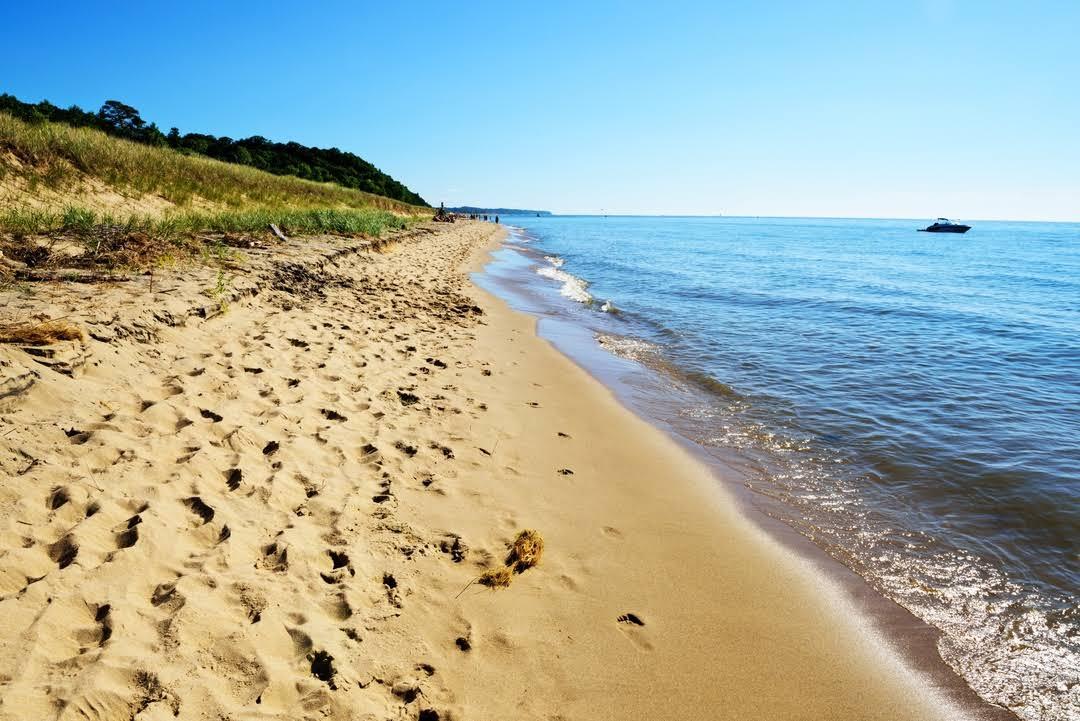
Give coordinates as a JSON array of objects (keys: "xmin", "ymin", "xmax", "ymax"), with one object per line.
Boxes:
[{"xmin": 0, "ymin": 222, "xmax": 984, "ymax": 720}]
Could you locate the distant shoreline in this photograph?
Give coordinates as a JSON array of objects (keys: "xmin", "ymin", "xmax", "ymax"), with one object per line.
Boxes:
[{"xmin": 447, "ymin": 206, "xmax": 552, "ymax": 216}]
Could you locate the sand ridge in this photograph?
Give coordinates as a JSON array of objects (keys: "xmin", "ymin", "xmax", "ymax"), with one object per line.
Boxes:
[{"xmin": 0, "ymin": 221, "xmax": 974, "ymax": 720}]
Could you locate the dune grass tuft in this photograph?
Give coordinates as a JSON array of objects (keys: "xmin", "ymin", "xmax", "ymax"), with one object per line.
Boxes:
[{"xmin": 0, "ymin": 319, "xmax": 83, "ymax": 345}]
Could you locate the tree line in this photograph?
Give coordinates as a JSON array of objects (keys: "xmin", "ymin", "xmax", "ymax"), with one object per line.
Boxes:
[{"xmin": 0, "ymin": 93, "xmax": 427, "ymax": 207}]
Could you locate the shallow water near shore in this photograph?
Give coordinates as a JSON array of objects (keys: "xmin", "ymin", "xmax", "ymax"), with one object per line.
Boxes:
[{"xmin": 475, "ymin": 216, "xmax": 1079, "ymax": 721}]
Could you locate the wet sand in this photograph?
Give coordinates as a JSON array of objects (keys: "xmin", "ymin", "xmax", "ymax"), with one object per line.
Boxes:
[{"xmin": 0, "ymin": 221, "xmax": 980, "ymax": 719}]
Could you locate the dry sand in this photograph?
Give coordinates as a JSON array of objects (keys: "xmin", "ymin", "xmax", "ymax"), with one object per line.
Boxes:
[{"xmin": 0, "ymin": 221, "xmax": 977, "ymax": 720}]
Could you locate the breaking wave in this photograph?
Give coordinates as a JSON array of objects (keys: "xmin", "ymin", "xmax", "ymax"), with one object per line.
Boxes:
[{"xmin": 536, "ymin": 256, "xmax": 616, "ymax": 311}]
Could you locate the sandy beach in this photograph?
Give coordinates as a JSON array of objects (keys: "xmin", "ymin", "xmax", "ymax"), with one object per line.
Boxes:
[{"xmin": 0, "ymin": 221, "xmax": 985, "ymax": 720}]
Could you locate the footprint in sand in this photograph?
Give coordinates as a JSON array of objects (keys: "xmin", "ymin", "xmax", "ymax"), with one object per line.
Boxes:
[
  {"xmin": 439, "ymin": 534, "xmax": 467, "ymax": 563},
  {"xmin": 176, "ymin": 445, "xmax": 201, "ymax": 463},
  {"xmin": 93, "ymin": 603, "xmax": 113, "ymax": 646},
  {"xmin": 320, "ymin": 408, "xmax": 348, "ymax": 422},
  {"xmin": 47, "ymin": 486, "xmax": 71, "ymax": 510},
  {"xmin": 183, "ymin": 497, "xmax": 215, "ymax": 525},
  {"xmin": 383, "ymin": 572, "xmax": 403, "ymax": 607},
  {"xmin": 233, "ymin": 583, "xmax": 265, "ymax": 623},
  {"xmin": 114, "ymin": 515, "xmax": 141, "ymax": 549},
  {"xmin": 617, "ymin": 613, "xmax": 653, "ymax": 651},
  {"xmin": 162, "ymin": 380, "xmax": 184, "ymax": 397},
  {"xmin": 327, "ymin": 549, "xmax": 353, "ymax": 572},
  {"xmin": 258, "ymin": 540, "xmax": 289, "ymax": 573},
  {"xmin": 397, "ymin": 389, "xmax": 420, "ymax": 405},
  {"xmin": 65, "ymin": 428, "xmax": 92, "ymax": 444},
  {"xmin": 309, "ymin": 650, "xmax": 337, "ymax": 689},
  {"xmin": 372, "ymin": 477, "xmax": 394, "ymax": 504},
  {"xmin": 48, "ymin": 534, "xmax": 79, "ymax": 569},
  {"xmin": 323, "ymin": 592, "xmax": 353, "ymax": 621},
  {"xmin": 151, "ymin": 581, "xmax": 184, "ymax": 610},
  {"xmin": 225, "ymin": 467, "xmax": 242, "ymax": 491},
  {"xmin": 430, "ymin": 442, "xmax": 454, "ymax": 459},
  {"xmin": 199, "ymin": 408, "xmax": 223, "ymax": 423}
]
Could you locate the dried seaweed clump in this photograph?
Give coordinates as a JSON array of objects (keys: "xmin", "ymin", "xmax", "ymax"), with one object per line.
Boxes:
[
  {"xmin": 507, "ymin": 529, "xmax": 544, "ymax": 573},
  {"xmin": 458, "ymin": 529, "xmax": 545, "ymax": 597},
  {"xmin": 477, "ymin": 567, "xmax": 513, "ymax": 589},
  {"xmin": 0, "ymin": 319, "xmax": 84, "ymax": 345}
]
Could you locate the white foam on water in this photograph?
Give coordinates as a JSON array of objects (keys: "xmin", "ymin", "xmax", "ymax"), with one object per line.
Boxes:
[
  {"xmin": 597, "ymin": 334, "xmax": 662, "ymax": 363},
  {"xmin": 536, "ymin": 257, "xmax": 593, "ymax": 304}
]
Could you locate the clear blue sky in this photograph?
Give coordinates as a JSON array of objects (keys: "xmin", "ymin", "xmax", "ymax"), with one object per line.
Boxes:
[{"xmin": 3, "ymin": 1, "xmax": 1078, "ymax": 219}]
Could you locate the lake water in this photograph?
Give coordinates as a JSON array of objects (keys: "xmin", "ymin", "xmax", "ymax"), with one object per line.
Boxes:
[{"xmin": 477, "ymin": 216, "xmax": 1079, "ymax": 721}]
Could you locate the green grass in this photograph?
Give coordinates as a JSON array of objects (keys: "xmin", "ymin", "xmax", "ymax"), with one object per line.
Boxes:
[
  {"xmin": 0, "ymin": 112, "xmax": 430, "ymax": 271},
  {"xmin": 0, "ymin": 205, "xmax": 412, "ymax": 239},
  {"xmin": 0, "ymin": 111, "xmax": 427, "ymax": 215},
  {"xmin": 0, "ymin": 112, "xmax": 429, "ymax": 264},
  {"xmin": 0, "ymin": 204, "xmax": 419, "ymax": 273}
]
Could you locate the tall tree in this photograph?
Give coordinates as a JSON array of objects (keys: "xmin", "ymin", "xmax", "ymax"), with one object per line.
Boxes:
[{"xmin": 97, "ymin": 100, "xmax": 146, "ymax": 137}]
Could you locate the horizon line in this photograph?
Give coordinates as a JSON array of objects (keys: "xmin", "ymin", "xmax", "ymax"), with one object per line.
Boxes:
[{"xmin": 472, "ymin": 211, "xmax": 1080, "ymax": 223}]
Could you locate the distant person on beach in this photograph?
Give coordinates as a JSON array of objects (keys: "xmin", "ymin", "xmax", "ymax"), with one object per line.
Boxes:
[{"xmin": 495, "ymin": 215, "xmax": 500, "ymax": 224}]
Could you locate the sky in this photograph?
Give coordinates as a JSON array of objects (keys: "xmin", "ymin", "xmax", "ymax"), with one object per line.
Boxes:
[{"xmin": 3, "ymin": 1, "xmax": 1078, "ymax": 220}]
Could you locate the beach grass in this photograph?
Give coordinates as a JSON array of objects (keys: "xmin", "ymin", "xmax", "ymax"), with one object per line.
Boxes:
[
  {"xmin": 0, "ymin": 205, "xmax": 411, "ymax": 240},
  {"xmin": 0, "ymin": 204, "xmax": 416, "ymax": 273},
  {"xmin": 0, "ymin": 112, "xmax": 429, "ymax": 270},
  {"xmin": 0, "ymin": 112, "xmax": 426, "ymax": 215}
]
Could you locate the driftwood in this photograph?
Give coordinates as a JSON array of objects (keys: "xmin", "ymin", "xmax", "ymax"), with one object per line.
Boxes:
[{"xmin": 269, "ymin": 224, "xmax": 289, "ymax": 242}]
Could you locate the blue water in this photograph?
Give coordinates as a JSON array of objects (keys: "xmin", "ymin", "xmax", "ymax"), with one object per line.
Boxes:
[{"xmin": 484, "ymin": 216, "xmax": 1079, "ymax": 721}]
